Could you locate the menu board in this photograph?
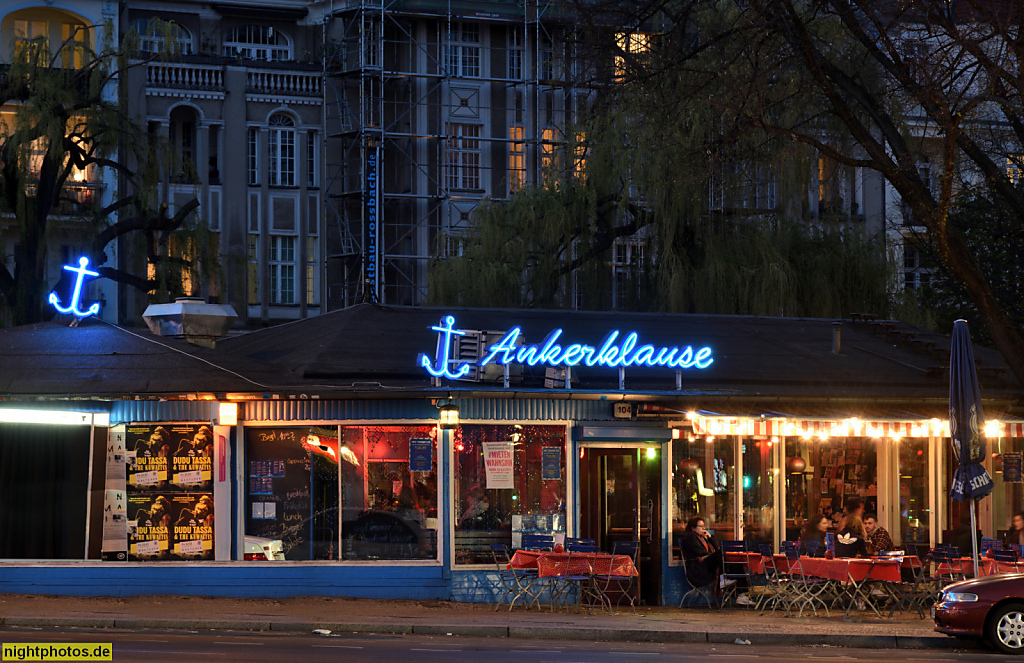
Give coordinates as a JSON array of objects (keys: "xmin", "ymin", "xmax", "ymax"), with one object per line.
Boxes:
[{"xmin": 245, "ymin": 428, "xmax": 312, "ymax": 559}]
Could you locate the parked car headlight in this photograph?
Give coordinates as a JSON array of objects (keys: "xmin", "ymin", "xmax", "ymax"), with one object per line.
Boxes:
[{"xmin": 944, "ymin": 592, "xmax": 979, "ymax": 602}]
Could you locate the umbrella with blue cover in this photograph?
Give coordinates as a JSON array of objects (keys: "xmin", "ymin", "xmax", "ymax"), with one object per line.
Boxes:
[{"xmin": 949, "ymin": 319, "xmax": 994, "ymax": 577}]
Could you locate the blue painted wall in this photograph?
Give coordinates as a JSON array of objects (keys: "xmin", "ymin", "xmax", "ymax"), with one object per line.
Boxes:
[{"xmin": 0, "ymin": 565, "xmax": 447, "ymax": 600}]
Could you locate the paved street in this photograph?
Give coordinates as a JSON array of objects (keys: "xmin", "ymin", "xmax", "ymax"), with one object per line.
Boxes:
[{"xmin": 0, "ymin": 628, "xmax": 997, "ymax": 663}]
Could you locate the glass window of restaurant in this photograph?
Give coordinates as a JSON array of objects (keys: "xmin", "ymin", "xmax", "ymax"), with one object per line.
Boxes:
[
  {"xmin": 992, "ymin": 434, "xmax": 1023, "ymax": 543},
  {"xmin": 784, "ymin": 437, "xmax": 878, "ymax": 541},
  {"xmin": 453, "ymin": 424, "xmax": 567, "ymax": 564},
  {"xmin": 245, "ymin": 424, "xmax": 439, "ymax": 561},
  {"xmin": 743, "ymin": 436, "xmax": 775, "ymax": 547},
  {"xmin": 671, "ymin": 434, "xmax": 733, "ymax": 556}
]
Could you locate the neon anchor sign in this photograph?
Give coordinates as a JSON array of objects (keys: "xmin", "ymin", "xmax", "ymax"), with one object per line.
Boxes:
[
  {"xmin": 419, "ymin": 315, "xmax": 714, "ymax": 380},
  {"xmin": 48, "ymin": 256, "xmax": 101, "ymax": 318}
]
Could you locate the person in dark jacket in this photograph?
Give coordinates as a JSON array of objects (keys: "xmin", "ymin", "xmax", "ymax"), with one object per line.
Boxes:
[
  {"xmin": 799, "ymin": 514, "xmax": 829, "ymax": 555},
  {"xmin": 834, "ymin": 515, "xmax": 868, "ymax": 558},
  {"xmin": 1004, "ymin": 512, "xmax": 1024, "ymax": 549},
  {"xmin": 680, "ymin": 516, "xmax": 723, "ymax": 590}
]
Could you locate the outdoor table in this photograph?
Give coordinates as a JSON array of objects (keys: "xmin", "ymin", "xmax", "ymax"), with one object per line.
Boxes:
[
  {"xmin": 983, "ymin": 558, "xmax": 1022, "ymax": 575},
  {"xmin": 798, "ymin": 556, "xmax": 901, "ymax": 618},
  {"xmin": 725, "ymin": 551, "xmax": 764, "ymax": 574}
]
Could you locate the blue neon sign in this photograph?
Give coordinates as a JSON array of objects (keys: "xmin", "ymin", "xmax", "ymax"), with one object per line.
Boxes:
[
  {"xmin": 48, "ymin": 256, "xmax": 101, "ymax": 318},
  {"xmin": 418, "ymin": 316, "xmax": 713, "ymax": 379}
]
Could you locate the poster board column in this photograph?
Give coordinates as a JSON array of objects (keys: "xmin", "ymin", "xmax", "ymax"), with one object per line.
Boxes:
[{"xmin": 101, "ymin": 425, "xmax": 128, "ymax": 561}]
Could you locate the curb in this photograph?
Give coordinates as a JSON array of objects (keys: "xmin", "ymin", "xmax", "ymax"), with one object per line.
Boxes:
[{"xmin": 0, "ymin": 616, "xmax": 972, "ymax": 650}]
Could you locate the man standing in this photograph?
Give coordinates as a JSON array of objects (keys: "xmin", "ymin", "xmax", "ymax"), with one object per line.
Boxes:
[{"xmin": 863, "ymin": 512, "xmax": 895, "ymax": 554}]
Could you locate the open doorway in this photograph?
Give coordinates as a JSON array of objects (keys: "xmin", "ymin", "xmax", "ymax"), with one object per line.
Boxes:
[{"xmin": 578, "ymin": 445, "xmax": 662, "ymax": 605}]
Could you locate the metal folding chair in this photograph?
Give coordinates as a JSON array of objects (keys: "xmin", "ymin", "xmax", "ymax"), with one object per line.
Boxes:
[
  {"xmin": 556, "ymin": 545, "xmax": 605, "ymax": 612},
  {"xmin": 679, "ymin": 540, "xmax": 717, "ymax": 608},
  {"xmin": 490, "ymin": 544, "xmax": 541, "ymax": 611},
  {"xmin": 521, "ymin": 534, "xmax": 555, "ymax": 551},
  {"xmin": 782, "ymin": 545, "xmax": 830, "ymax": 617},
  {"xmin": 565, "ymin": 537, "xmax": 595, "ymax": 550},
  {"xmin": 593, "ymin": 539, "xmax": 640, "ymax": 614},
  {"xmin": 803, "ymin": 540, "xmax": 824, "ymax": 557},
  {"xmin": 719, "ymin": 540, "xmax": 754, "ymax": 608},
  {"xmin": 993, "ymin": 548, "xmax": 1021, "ymax": 574},
  {"xmin": 932, "ymin": 549, "xmax": 967, "ymax": 587},
  {"xmin": 754, "ymin": 543, "xmax": 786, "ymax": 615}
]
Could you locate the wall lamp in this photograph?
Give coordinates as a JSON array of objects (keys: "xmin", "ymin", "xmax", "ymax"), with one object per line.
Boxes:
[{"xmin": 439, "ymin": 402, "xmax": 460, "ymax": 429}]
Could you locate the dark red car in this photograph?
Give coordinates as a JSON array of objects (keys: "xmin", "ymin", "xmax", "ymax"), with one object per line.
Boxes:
[{"xmin": 933, "ymin": 573, "xmax": 1024, "ymax": 654}]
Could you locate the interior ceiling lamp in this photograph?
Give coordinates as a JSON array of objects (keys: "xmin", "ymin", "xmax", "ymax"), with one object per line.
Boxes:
[{"xmin": 439, "ymin": 402, "xmax": 460, "ymax": 429}]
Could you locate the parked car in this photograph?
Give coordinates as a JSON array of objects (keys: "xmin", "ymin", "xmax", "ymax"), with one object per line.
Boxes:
[
  {"xmin": 933, "ymin": 573, "xmax": 1024, "ymax": 654},
  {"xmin": 243, "ymin": 536, "xmax": 285, "ymax": 561}
]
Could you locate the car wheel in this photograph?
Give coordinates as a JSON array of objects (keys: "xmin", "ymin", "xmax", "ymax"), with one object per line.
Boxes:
[{"xmin": 987, "ymin": 603, "xmax": 1024, "ymax": 655}]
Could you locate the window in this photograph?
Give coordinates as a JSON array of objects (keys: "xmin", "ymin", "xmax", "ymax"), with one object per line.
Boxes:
[
  {"xmin": 61, "ymin": 22, "xmax": 86, "ymax": 68},
  {"xmin": 247, "ymin": 234, "xmax": 259, "ymax": 304},
  {"xmin": 306, "ymin": 131, "xmax": 317, "ymax": 188},
  {"xmin": 169, "ymin": 107, "xmax": 198, "ymax": 183},
  {"xmin": 244, "ymin": 425, "xmax": 440, "ymax": 561},
  {"xmin": 572, "ymin": 131, "xmax": 587, "ymax": 181},
  {"xmin": 13, "ymin": 20, "xmax": 47, "ymax": 65},
  {"xmin": 130, "ymin": 18, "xmax": 193, "ymax": 55},
  {"xmin": 247, "ymin": 128, "xmax": 259, "ymax": 185},
  {"xmin": 540, "ymin": 34, "xmax": 553, "ymax": 81},
  {"xmin": 541, "ymin": 127, "xmax": 558, "ymax": 185},
  {"xmin": 306, "ymin": 237, "xmax": 317, "ymax": 306},
  {"xmin": 614, "ymin": 32, "xmax": 650, "ymax": 81},
  {"xmin": 268, "ymin": 115, "xmax": 295, "ymax": 187},
  {"xmin": 454, "ymin": 424, "xmax": 566, "ymax": 565},
  {"xmin": 612, "ymin": 240, "xmax": 644, "ymax": 310},
  {"xmin": 508, "ymin": 126, "xmax": 525, "ymax": 194},
  {"xmin": 671, "ymin": 435, "xmax": 734, "ymax": 554},
  {"xmin": 507, "ymin": 27, "xmax": 523, "ymax": 80},
  {"xmin": 1008, "ymin": 156, "xmax": 1022, "ymax": 185},
  {"xmin": 223, "ymin": 25, "xmax": 292, "ymax": 61},
  {"xmin": 445, "ymin": 123, "xmax": 481, "ymax": 190},
  {"xmin": 903, "ymin": 246, "xmax": 932, "ymax": 290},
  {"xmin": 269, "ymin": 235, "xmax": 296, "ymax": 305},
  {"xmin": 446, "ymin": 23, "xmax": 480, "ymax": 78}
]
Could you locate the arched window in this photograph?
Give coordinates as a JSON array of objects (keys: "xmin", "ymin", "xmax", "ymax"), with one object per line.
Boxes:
[
  {"xmin": 223, "ymin": 25, "xmax": 292, "ymax": 61},
  {"xmin": 130, "ymin": 18, "xmax": 194, "ymax": 55},
  {"xmin": 268, "ymin": 114, "xmax": 295, "ymax": 186}
]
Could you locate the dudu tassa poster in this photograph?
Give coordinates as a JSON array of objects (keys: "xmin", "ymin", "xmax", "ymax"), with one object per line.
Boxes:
[{"xmin": 126, "ymin": 424, "xmax": 213, "ymax": 491}]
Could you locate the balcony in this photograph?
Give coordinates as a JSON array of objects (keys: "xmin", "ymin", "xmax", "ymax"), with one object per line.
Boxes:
[
  {"xmin": 147, "ymin": 62, "xmax": 223, "ymax": 91},
  {"xmin": 246, "ymin": 70, "xmax": 321, "ymax": 97}
]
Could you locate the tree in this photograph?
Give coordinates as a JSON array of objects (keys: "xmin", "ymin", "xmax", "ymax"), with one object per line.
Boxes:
[
  {"xmin": 558, "ymin": 0, "xmax": 1024, "ymax": 381},
  {"xmin": 0, "ymin": 22, "xmax": 202, "ymax": 327},
  {"xmin": 428, "ymin": 5, "xmax": 897, "ymax": 319}
]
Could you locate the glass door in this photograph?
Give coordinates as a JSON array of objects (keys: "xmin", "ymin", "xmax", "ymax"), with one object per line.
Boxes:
[{"xmin": 579, "ymin": 445, "xmax": 662, "ymax": 604}]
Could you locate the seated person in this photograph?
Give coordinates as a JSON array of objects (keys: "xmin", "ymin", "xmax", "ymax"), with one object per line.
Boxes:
[
  {"xmin": 863, "ymin": 512, "xmax": 894, "ymax": 554},
  {"xmin": 834, "ymin": 515, "xmax": 868, "ymax": 558},
  {"xmin": 1004, "ymin": 512, "xmax": 1024, "ymax": 549},
  {"xmin": 799, "ymin": 515, "xmax": 829, "ymax": 555},
  {"xmin": 680, "ymin": 516, "xmax": 723, "ymax": 590}
]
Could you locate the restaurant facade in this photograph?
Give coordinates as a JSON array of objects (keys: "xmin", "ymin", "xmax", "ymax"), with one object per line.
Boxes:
[{"xmin": 2, "ymin": 304, "xmax": 1023, "ymax": 606}]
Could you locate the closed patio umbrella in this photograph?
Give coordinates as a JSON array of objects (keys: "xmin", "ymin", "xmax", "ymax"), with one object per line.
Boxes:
[{"xmin": 949, "ymin": 319, "xmax": 994, "ymax": 577}]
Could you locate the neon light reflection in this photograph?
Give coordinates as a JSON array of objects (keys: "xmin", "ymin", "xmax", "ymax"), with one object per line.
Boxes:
[{"xmin": 48, "ymin": 256, "xmax": 101, "ymax": 318}]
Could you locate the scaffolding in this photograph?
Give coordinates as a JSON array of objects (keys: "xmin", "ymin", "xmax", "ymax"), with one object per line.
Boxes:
[{"xmin": 321, "ymin": 0, "xmax": 577, "ymax": 309}]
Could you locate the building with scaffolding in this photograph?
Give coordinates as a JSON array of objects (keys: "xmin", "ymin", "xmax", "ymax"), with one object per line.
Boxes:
[{"xmin": 320, "ymin": 0, "xmax": 581, "ymax": 309}]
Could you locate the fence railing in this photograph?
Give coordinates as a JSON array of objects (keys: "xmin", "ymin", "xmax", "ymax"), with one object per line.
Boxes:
[
  {"xmin": 147, "ymin": 62, "xmax": 223, "ymax": 90},
  {"xmin": 246, "ymin": 70, "xmax": 321, "ymax": 97}
]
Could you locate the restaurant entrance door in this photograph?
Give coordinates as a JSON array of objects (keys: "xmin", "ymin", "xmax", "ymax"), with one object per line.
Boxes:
[{"xmin": 578, "ymin": 445, "xmax": 662, "ymax": 605}]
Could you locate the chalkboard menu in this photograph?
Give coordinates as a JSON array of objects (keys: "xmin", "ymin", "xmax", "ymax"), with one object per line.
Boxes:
[{"xmin": 245, "ymin": 428, "xmax": 313, "ymax": 560}]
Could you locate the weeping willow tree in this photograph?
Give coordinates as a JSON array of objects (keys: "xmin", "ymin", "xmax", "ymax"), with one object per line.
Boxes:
[
  {"xmin": 0, "ymin": 21, "xmax": 209, "ymax": 326},
  {"xmin": 428, "ymin": 4, "xmax": 897, "ymax": 318}
]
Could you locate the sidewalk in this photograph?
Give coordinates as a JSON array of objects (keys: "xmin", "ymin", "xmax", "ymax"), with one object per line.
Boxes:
[{"xmin": 0, "ymin": 594, "xmax": 966, "ymax": 650}]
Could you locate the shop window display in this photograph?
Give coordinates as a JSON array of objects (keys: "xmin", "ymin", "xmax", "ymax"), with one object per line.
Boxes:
[
  {"xmin": 245, "ymin": 424, "xmax": 439, "ymax": 561},
  {"xmin": 453, "ymin": 424, "xmax": 567, "ymax": 564},
  {"xmin": 785, "ymin": 437, "xmax": 878, "ymax": 541},
  {"xmin": 671, "ymin": 436, "xmax": 733, "ymax": 556}
]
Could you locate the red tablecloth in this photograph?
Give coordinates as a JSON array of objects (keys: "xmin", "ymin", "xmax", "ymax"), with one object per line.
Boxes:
[
  {"xmin": 724, "ymin": 551, "xmax": 763, "ymax": 573},
  {"xmin": 936, "ymin": 557, "xmax": 977, "ymax": 577},
  {"xmin": 983, "ymin": 559, "xmax": 1022, "ymax": 575},
  {"xmin": 510, "ymin": 550, "xmax": 638, "ymax": 578},
  {"xmin": 797, "ymin": 556, "xmax": 901, "ymax": 583}
]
